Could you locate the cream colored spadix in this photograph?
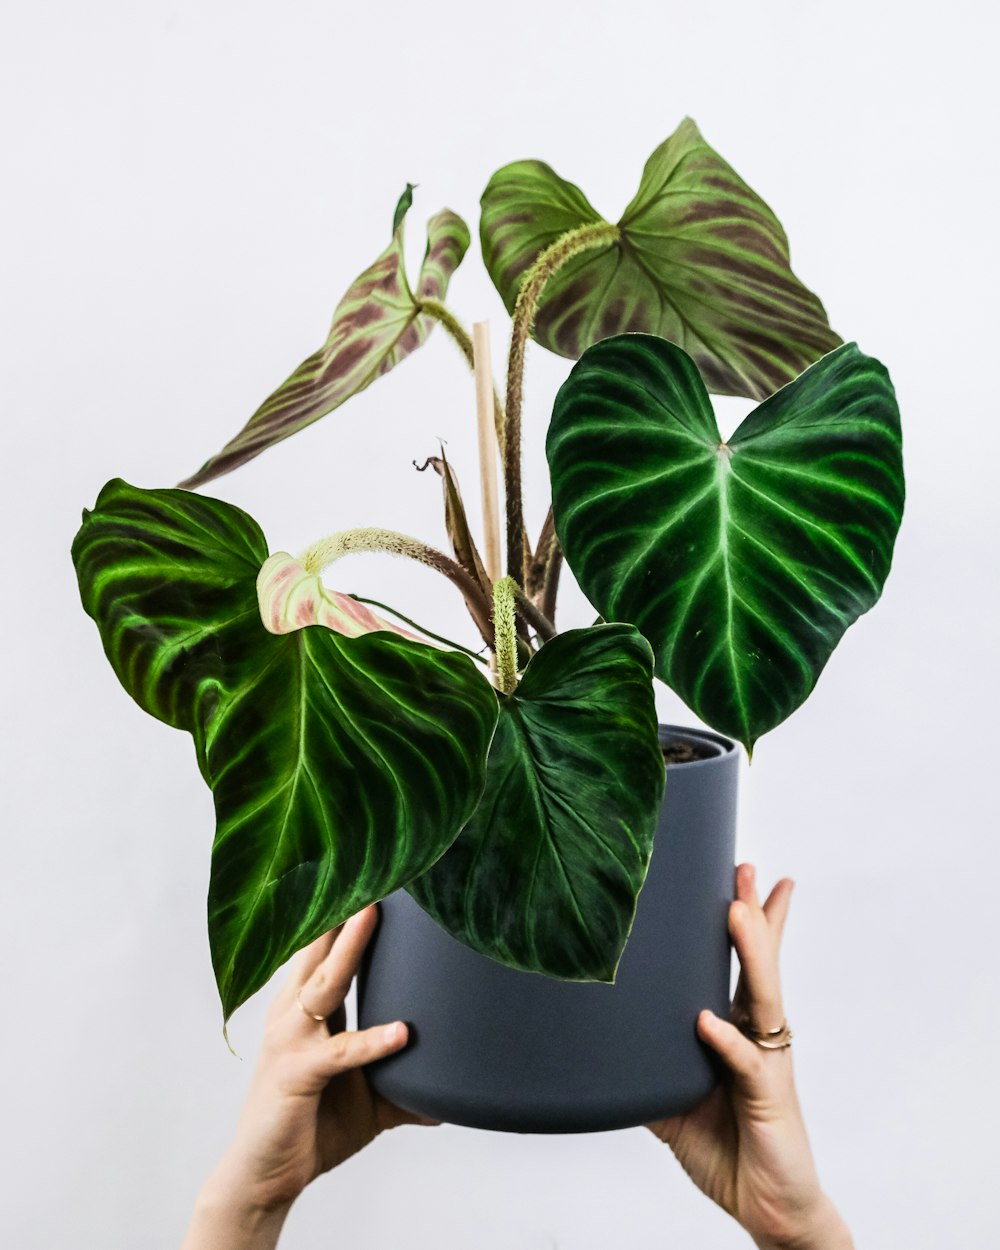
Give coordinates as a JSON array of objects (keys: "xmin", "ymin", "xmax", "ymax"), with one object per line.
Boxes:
[{"xmin": 256, "ymin": 552, "xmax": 421, "ymax": 640}]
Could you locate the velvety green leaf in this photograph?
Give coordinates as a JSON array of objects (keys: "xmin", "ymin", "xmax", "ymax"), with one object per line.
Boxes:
[
  {"xmin": 71, "ymin": 479, "xmax": 270, "ymax": 755},
  {"xmin": 180, "ymin": 188, "xmax": 471, "ymax": 488},
  {"xmin": 72, "ymin": 480, "xmax": 498, "ymax": 1020},
  {"xmin": 481, "ymin": 117, "xmax": 841, "ymax": 400},
  {"xmin": 407, "ymin": 625, "xmax": 664, "ymax": 981},
  {"xmin": 547, "ymin": 337, "xmax": 904, "ymax": 750}
]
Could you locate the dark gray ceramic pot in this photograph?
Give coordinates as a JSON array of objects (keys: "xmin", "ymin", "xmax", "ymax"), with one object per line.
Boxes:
[{"xmin": 357, "ymin": 724, "xmax": 737, "ymax": 1134}]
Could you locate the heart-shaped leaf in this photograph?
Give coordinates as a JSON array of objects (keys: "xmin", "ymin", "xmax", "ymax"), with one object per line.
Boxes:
[
  {"xmin": 72, "ymin": 480, "xmax": 499, "ymax": 1021},
  {"xmin": 180, "ymin": 187, "xmax": 471, "ymax": 488},
  {"xmin": 407, "ymin": 625, "xmax": 664, "ymax": 981},
  {"xmin": 481, "ymin": 117, "xmax": 841, "ymax": 400},
  {"xmin": 547, "ymin": 336, "xmax": 904, "ymax": 750}
]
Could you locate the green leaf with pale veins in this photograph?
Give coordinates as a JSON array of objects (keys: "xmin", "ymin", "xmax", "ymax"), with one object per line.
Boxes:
[
  {"xmin": 547, "ymin": 336, "xmax": 904, "ymax": 750},
  {"xmin": 481, "ymin": 117, "xmax": 841, "ymax": 401},
  {"xmin": 72, "ymin": 480, "xmax": 498, "ymax": 1021},
  {"xmin": 407, "ymin": 625, "xmax": 664, "ymax": 981},
  {"xmin": 180, "ymin": 187, "xmax": 471, "ymax": 488}
]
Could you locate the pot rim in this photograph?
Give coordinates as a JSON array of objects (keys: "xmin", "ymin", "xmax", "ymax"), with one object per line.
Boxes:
[{"xmin": 658, "ymin": 722, "xmax": 736, "ymax": 768}]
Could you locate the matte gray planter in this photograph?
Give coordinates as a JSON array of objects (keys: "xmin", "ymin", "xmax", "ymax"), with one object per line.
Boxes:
[{"xmin": 358, "ymin": 724, "xmax": 737, "ymax": 1134}]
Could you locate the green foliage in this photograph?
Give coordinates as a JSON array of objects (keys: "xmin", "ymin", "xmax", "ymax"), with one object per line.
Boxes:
[
  {"xmin": 547, "ymin": 336, "xmax": 904, "ymax": 749},
  {"xmin": 73, "ymin": 481, "xmax": 498, "ymax": 1020},
  {"xmin": 408, "ymin": 626, "xmax": 664, "ymax": 980},
  {"xmin": 74, "ymin": 120, "xmax": 906, "ymax": 1014}
]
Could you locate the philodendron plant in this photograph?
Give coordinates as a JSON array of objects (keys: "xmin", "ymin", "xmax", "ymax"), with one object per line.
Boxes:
[{"xmin": 73, "ymin": 118, "xmax": 904, "ymax": 1030}]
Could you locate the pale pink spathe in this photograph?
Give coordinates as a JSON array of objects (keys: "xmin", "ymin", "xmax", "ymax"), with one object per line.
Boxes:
[{"xmin": 256, "ymin": 552, "xmax": 423, "ymax": 642}]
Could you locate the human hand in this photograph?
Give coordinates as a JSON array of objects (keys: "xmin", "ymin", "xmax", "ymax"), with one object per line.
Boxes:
[
  {"xmin": 647, "ymin": 865, "xmax": 853, "ymax": 1250},
  {"xmin": 183, "ymin": 906, "xmax": 432, "ymax": 1248}
]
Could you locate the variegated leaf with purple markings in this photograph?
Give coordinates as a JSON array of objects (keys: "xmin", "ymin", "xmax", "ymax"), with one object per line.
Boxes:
[
  {"xmin": 481, "ymin": 117, "xmax": 841, "ymax": 401},
  {"xmin": 181, "ymin": 187, "xmax": 471, "ymax": 488}
]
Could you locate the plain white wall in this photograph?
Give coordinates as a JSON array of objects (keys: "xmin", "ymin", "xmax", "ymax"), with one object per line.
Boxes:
[{"xmin": 3, "ymin": 1, "xmax": 997, "ymax": 1245}]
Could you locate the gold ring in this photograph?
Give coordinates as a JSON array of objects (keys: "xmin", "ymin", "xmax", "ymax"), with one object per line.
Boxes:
[
  {"xmin": 735, "ymin": 1013, "xmax": 793, "ymax": 1049},
  {"xmin": 296, "ymin": 989, "xmax": 327, "ymax": 1023}
]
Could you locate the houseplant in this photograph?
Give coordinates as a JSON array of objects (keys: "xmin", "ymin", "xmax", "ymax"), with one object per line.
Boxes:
[{"xmin": 72, "ymin": 118, "xmax": 904, "ymax": 1128}]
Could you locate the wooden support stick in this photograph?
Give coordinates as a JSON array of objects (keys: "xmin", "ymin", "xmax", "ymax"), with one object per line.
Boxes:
[{"xmin": 473, "ymin": 321, "xmax": 502, "ymax": 586}]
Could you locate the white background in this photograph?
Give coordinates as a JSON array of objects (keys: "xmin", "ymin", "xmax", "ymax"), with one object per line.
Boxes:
[{"xmin": 2, "ymin": 1, "xmax": 997, "ymax": 1245}]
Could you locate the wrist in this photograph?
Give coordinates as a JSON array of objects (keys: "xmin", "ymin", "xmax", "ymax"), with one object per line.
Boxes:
[
  {"xmin": 182, "ymin": 1161, "xmax": 295, "ymax": 1250},
  {"xmin": 754, "ymin": 1193, "xmax": 853, "ymax": 1250}
]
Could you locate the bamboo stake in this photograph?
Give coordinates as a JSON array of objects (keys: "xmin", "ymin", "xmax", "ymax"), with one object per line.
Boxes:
[{"xmin": 473, "ymin": 321, "xmax": 502, "ymax": 585}]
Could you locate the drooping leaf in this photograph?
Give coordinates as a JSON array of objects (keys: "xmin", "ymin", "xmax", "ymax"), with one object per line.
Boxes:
[
  {"xmin": 180, "ymin": 188, "xmax": 471, "ymax": 488},
  {"xmin": 547, "ymin": 336, "xmax": 904, "ymax": 750},
  {"xmin": 407, "ymin": 625, "xmax": 664, "ymax": 981},
  {"xmin": 72, "ymin": 480, "xmax": 498, "ymax": 1020},
  {"xmin": 415, "ymin": 450, "xmax": 492, "ymax": 592},
  {"xmin": 481, "ymin": 117, "xmax": 841, "ymax": 400}
]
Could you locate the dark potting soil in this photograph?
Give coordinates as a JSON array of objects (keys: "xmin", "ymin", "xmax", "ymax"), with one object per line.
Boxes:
[{"xmin": 662, "ymin": 741, "xmax": 707, "ymax": 765}]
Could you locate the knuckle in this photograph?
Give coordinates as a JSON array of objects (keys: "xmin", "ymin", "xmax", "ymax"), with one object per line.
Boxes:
[{"xmin": 328, "ymin": 1033, "xmax": 350, "ymax": 1065}]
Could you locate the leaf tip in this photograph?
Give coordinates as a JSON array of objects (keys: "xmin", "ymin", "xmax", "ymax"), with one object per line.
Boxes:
[
  {"xmin": 393, "ymin": 183, "xmax": 417, "ymax": 235},
  {"xmin": 221, "ymin": 1019, "xmax": 239, "ymax": 1058}
]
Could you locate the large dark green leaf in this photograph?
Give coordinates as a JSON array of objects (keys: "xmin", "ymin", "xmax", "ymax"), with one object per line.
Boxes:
[
  {"xmin": 72, "ymin": 480, "xmax": 498, "ymax": 1021},
  {"xmin": 481, "ymin": 117, "xmax": 840, "ymax": 400},
  {"xmin": 407, "ymin": 625, "xmax": 664, "ymax": 981},
  {"xmin": 180, "ymin": 187, "xmax": 470, "ymax": 488},
  {"xmin": 547, "ymin": 337, "xmax": 904, "ymax": 751}
]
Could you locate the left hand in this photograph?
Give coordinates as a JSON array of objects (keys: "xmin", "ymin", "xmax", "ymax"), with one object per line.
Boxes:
[
  {"xmin": 206, "ymin": 905, "xmax": 433, "ymax": 1216},
  {"xmin": 647, "ymin": 865, "xmax": 851, "ymax": 1249}
]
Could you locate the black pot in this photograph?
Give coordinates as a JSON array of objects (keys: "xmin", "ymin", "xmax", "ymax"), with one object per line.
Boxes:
[{"xmin": 357, "ymin": 724, "xmax": 738, "ymax": 1134}]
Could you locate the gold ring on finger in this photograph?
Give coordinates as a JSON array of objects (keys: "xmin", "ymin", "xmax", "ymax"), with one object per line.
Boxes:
[
  {"xmin": 296, "ymin": 989, "xmax": 327, "ymax": 1023},
  {"xmin": 735, "ymin": 1013, "xmax": 793, "ymax": 1049}
]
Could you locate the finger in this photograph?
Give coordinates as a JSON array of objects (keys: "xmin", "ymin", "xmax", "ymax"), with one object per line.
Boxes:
[
  {"xmin": 696, "ymin": 1010, "xmax": 768, "ymax": 1092},
  {"xmin": 299, "ymin": 906, "xmax": 379, "ymax": 1022},
  {"xmin": 289, "ymin": 928, "xmax": 339, "ymax": 991},
  {"xmin": 729, "ymin": 897, "xmax": 784, "ymax": 1029},
  {"xmin": 314, "ymin": 1020, "xmax": 409, "ymax": 1079},
  {"xmin": 762, "ymin": 877, "xmax": 794, "ymax": 945},
  {"xmin": 735, "ymin": 862, "xmax": 761, "ymax": 909}
]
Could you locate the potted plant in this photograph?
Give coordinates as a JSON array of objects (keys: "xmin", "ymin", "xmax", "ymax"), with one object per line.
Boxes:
[{"xmin": 72, "ymin": 117, "xmax": 904, "ymax": 1133}]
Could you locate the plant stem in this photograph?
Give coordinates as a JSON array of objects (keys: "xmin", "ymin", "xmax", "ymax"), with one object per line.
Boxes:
[
  {"xmin": 418, "ymin": 297, "xmax": 475, "ymax": 368},
  {"xmin": 502, "ymin": 220, "xmax": 620, "ymax": 586},
  {"xmin": 513, "ymin": 587, "xmax": 556, "ymax": 642},
  {"xmin": 492, "ymin": 577, "xmax": 519, "ymax": 695},
  {"xmin": 301, "ymin": 528, "xmax": 494, "ymax": 649},
  {"xmin": 539, "ymin": 542, "xmax": 563, "ymax": 627},
  {"xmin": 420, "ymin": 298, "xmax": 506, "ymax": 458}
]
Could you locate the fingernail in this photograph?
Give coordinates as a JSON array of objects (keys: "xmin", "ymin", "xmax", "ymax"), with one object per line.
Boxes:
[{"xmin": 382, "ymin": 1022, "xmax": 405, "ymax": 1045}]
